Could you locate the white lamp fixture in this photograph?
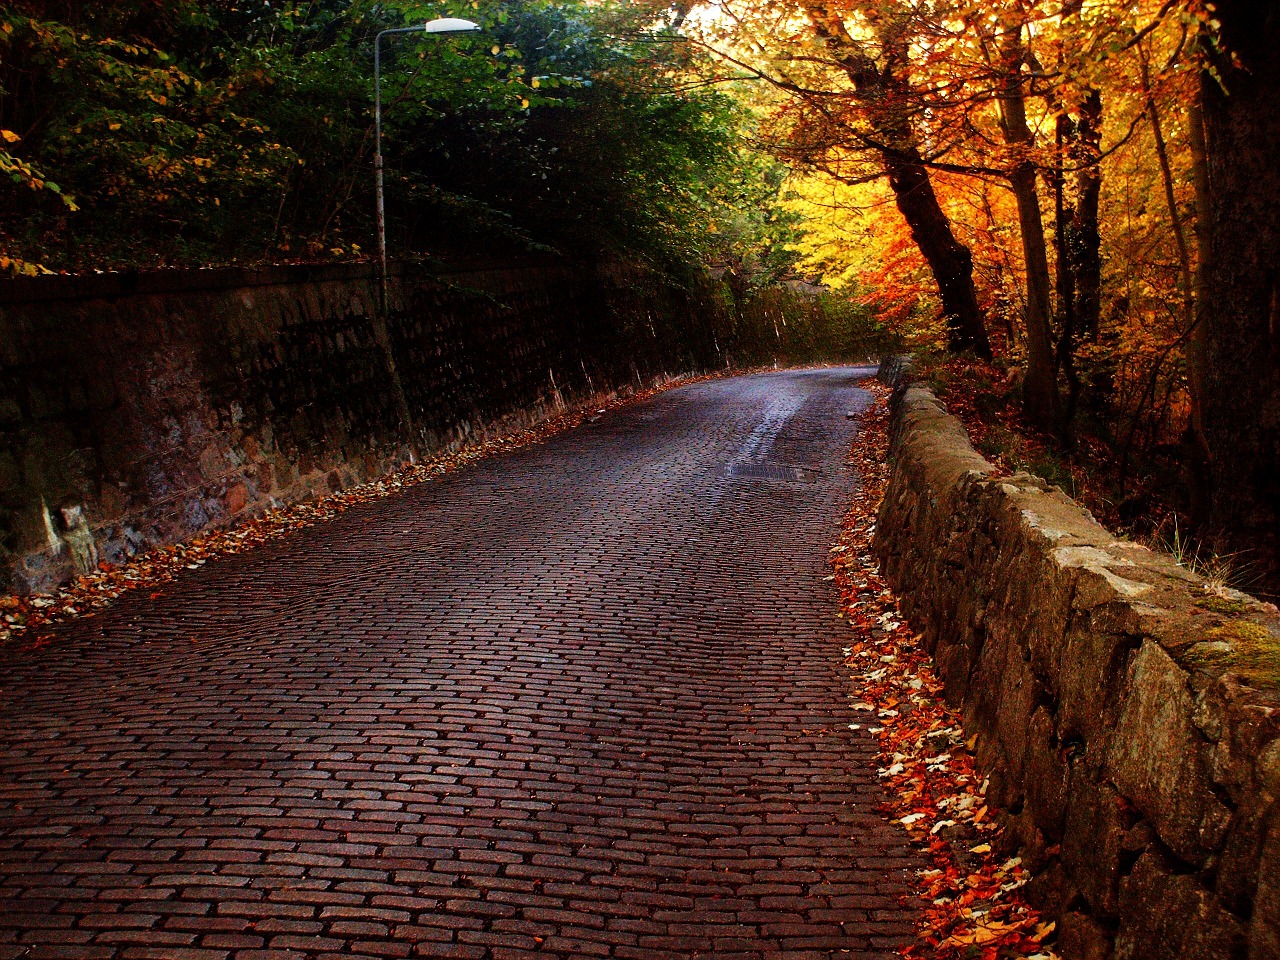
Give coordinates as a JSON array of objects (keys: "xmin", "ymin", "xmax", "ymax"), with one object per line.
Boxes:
[{"xmin": 423, "ymin": 17, "xmax": 481, "ymax": 33}]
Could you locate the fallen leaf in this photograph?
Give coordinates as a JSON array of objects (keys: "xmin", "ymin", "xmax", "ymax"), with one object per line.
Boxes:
[{"xmin": 831, "ymin": 385, "xmax": 1061, "ymax": 960}]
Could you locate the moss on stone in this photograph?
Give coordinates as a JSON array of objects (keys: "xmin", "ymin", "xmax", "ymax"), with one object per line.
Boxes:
[
  {"xmin": 1195, "ymin": 595, "xmax": 1253, "ymax": 616},
  {"xmin": 1184, "ymin": 620, "xmax": 1280, "ymax": 687},
  {"xmin": 1207, "ymin": 620, "xmax": 1275, "ymax": 645}
]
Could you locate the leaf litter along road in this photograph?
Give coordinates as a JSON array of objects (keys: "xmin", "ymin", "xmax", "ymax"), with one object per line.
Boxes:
[
  {"xmin": 835, "ymin": 381, "xmax": 1061, "ymax": 960},
  {"xmin": 0, "ymin": 374, "xmax": 715, "ymax": 649}
]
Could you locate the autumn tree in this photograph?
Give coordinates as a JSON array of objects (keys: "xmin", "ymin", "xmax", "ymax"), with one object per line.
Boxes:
[
  {"xmin": 698, "ymin": 0, "xmax": 1128, "ymax": 421},
  {"xmin": 982, "ymin": 8, "xmax": 1060, "ymax": 425},
  {"xmin": 696, "ymin": 0, "xmax": 992, "ymax": 357},
  {"xmin": 1049, "ymin": 0, "xmax": 1104, "ymax": 429},
  {"xmin": 774, "ymin": 0, "xmax": 1280, "ymax": 581},
  {"xmin": 804, "ymin": 3, "xmax": 992, "ymax": 359}
]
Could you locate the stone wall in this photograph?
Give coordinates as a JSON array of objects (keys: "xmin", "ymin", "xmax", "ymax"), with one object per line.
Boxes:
[
  {"xmin": 0, "ymin": 258, "xmax": 859, "ymax": 594},
  {"xmin": 873, "ymin": 377, "xmax": 1280, "ymax": 960}
]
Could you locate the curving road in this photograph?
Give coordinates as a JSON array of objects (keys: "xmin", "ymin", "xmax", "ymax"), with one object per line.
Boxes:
[{"xmin": 0, "ymin": 368, "xmax": 919, "ymax": 960}]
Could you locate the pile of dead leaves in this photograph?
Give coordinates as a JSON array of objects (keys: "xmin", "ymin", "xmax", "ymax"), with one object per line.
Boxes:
[
  {"xmin": 834, "ymin": 381, "xmax": 1059, "ymax": 960},
  {"xmin": 1, "ymin": 375, "xmax": 711, "ymax": 648}
]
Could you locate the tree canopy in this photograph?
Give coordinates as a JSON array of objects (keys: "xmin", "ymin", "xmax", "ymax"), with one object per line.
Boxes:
[{"xmin": 0, "ymin": 0, "xmax": 797, "ymax": 277}]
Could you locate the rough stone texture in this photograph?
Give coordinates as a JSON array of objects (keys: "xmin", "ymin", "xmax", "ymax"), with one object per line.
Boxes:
[
  {"xmin": 0, "ymin": 259, "xmax": 853, "ymax": 595},
  {"xmin": 874, "ymin": 382, "xmax": 1280, "ymax": 960},
  {"xmin": 0, "ymin": 368, "xmax": 921, "ymax": 959},
  {"xmin": 1115, "ymin": 851, "xmax": 1246, "ymax": 960}
]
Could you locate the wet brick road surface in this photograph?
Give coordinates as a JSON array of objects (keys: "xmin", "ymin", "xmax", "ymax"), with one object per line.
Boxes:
[{"xmin": 0, "ymin": 368, "xmax": 920, "ymax": 959}]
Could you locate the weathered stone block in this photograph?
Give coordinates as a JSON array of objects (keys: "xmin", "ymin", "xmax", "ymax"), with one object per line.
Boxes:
[
  {"xmin": 0, "ymin": 450, "xmax": 20, "ymax": 500},
  {"xmin": 1106, "ymin": 641, "xmax": 1232, "ymax": 866},
  {"xmin": 1057, "ymin": 604, "xmax": 1144, "ymax": 772},
  {"xmin": 1061, "ymin": 770, "xmax": 1132, "ymax": 916},
  {"xmin": 1023, "ymin": 706, "xmax": 1070, "ymax": 845},
  {"xmin": 1058, "ymin": 910, "xmax": 1113, "ymax": 960},
  {"xmin": 224, "ymin": 482, "xmax": 249, "ymax": 515},
  {"xmin": 1251, "ymin": 809, "xmax": 1280, "ymax": 959},
  {"xmin": 967, "ymin": 619, "xmax": 1040, "ymax": 808},
  {"xmin": 1115, "ymin": 850, "xmax": 1246, "ymax": 960}
]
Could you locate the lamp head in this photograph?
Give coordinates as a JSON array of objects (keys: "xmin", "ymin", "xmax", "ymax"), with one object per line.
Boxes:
[{"xmin": 423, "ymin": 17, "xmax": 481, "ymax": 33}]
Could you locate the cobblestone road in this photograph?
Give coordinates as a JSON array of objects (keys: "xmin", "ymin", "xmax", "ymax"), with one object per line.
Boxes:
[{"xmin": 0, "ymin": 368, "xmax": 920, "ymax": 960}]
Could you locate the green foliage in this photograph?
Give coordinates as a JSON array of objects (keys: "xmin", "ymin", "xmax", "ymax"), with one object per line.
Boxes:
[
  {"xmin": 2, "ymin": 6, "xmax": 308, "ymax": 264},
  {"xmin": 733, "ymin": 285, "xmax": 901, "ymax": 363},
  {"xmin": 0, "ymin": 0, "xmax": 802, "ymax": 279}
]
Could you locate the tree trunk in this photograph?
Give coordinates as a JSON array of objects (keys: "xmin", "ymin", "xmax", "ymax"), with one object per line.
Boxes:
[
  {"xmin": 1048, "ymin": 0, "xmax": 1099, "ymax": 438},
  {"xmin": 804, "ymin": 3, "xmax": 991, "ymax": 358},
  {"xmin": 996, "ymin": 26, "xmax": 1058, "ymax": 427},
  {"xmin": 1052, "ymin": 89, "xmax": 1102, "ymax": 438},
  {"xmin": 1140, "ymin": 42, "xmax": 1212, "ymax": 528},
  {"xmin": 1054, "ymin": 114, "xmax": 1076, "ymax": 342},
  {"xmin": 1200, "ymin": 0, "xmax": 1280, "ymax": 593},
  {"xmin": 1072, "ymin": 90, "xmax": 1103, "ymax": 341},
  {"xmin": 881, "ymin": 148, "xmax": 990, "ymax": 357},
  {"xmin": 1184, "ymin": 88, "xmax": 1213, "ymax": 527},
  {"xmin": 1052, "ymin": 128, "xmax": 1081, "ymax": 442},
  {"xmin": 1140, "ymin": 47, "xmax": 1194, "ymax": 327},
  {"xmin": 1052, "ymin": 0, "xmax": 1101, "ymax": 376}
]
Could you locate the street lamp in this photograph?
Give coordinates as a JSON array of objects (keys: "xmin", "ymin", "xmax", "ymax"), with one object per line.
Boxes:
[{"xmin": 374, "ymin": 17, "xmax": 480, "ymax": 306}]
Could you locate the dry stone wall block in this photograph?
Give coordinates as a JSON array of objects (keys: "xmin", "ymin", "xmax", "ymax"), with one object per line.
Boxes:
[
  {"xmin": 1106, "ymin": 640, "xmax": 1231, "ymax": 866},
  {"xmin": 1060, "ymin": 771, "xmax": 1133, "ymax": 918},
  {"xmin": 1022, "ymin": 706, "xmax": 1071, "ymax": 848},
  {"xmin": 1250, "ymin": 811, "xmax": 1280, "ymax": 959},
  {"xmin": 1115, "ymin": 851, "xmax": 1246, "ymax": 960},
  {"xmin": 1057, "ymin": 603, "xmax": 1145, "ymax": 770},
  {"xmin": 968, "ymin": 613, "xmax": 1040, "ymax": 809},
  {"xmin": 1058, "ymin": 911, "xmax": 1114, "ymax": 960}
]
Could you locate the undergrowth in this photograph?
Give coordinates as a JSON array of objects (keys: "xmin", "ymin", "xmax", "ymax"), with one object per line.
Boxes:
[{"xmin": 916, "ymin": 354, "xmax": 1255, "ymax": 594}]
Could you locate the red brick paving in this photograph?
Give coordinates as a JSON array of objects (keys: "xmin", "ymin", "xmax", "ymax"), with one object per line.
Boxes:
[{"xmin": 0, "ymin": 368, "xmax": 920, "ymax": 959}]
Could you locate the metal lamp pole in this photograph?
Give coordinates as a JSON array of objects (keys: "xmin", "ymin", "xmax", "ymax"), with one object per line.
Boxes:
[{"xmin": 374, "ymin": 17, "xmax": 480, "ymax": 306}]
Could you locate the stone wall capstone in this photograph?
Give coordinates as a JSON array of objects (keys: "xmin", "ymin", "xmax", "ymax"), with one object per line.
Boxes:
[{"xmin": 874, "ymin": 381, "xmax": 1280, "ymax": 960}]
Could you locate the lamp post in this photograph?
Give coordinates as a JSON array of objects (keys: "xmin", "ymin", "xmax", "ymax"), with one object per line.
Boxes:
[{"xmin": 374, "ymin": 17, "xmax": 480, "ymax": 306}]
